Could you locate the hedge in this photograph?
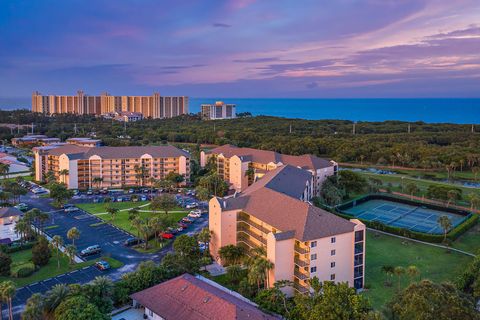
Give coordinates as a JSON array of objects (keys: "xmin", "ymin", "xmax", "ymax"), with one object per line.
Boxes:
[
  {"xmin": 4, "ymin": 241, "xmax": 35, "ymax": 254},
  {"xmin": 13, "ymin": 265, "xmax": 35, "ymax": 278},
  {"xmin": 333, "ymin": 209, "xmax": 478, "ymax": 243}
]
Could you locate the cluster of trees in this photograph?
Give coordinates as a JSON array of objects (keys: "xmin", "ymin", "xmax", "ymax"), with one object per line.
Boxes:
[
  {"xmin": 3, "ymin": 111, "xmax": 480, "ymax": 174},
  {"xmin": 319, "ymin": 170, "xmax": 370, "ymax": 206},
  {"xmin": 0, "ymin": 178, "xmax": 27, "ymax": 205}
]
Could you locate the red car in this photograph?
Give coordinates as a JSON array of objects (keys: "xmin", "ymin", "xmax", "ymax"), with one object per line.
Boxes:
[
  {"xmin": 177, "ymin": 222, "xmax": 188, "ymax": 229},
  {"xmin": 181, "ymin": 217, "xmax": 193, "ymax": 223},
  {"xmin": 161, "ymin": 232, "xmax": 174, "ymax": 239}
]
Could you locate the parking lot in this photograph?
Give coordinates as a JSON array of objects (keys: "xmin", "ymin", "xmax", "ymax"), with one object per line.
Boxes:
[{"xmin": 14, "ymin": 266, "xmax": 107, "ymax": 307}]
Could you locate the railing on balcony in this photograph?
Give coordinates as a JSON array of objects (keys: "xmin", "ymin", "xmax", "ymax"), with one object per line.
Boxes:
[
  {"xmin": 237, "ymin": 235, "xmax": 263, "ymax": 249},
  {"xmin": 294, "ymin": 282, "xmax": 309, "ymax": 294},
  {"xmin": 237, "ymin": 228, "xmax": 267, "ymax": 245},
  {"xmin": 294, "ymin": 269, "xmax": 309, "ymax": 281},
  {"xmin": 294, "ymin": 257, "xmax": 310, "ymax": 268},
  {"xmin": 237, "ymin": 217, "xmax": 271, "ymax": 235},
  {"xmin": 294, "ymin": 245, "xmax": 310, "ymax": 254}
]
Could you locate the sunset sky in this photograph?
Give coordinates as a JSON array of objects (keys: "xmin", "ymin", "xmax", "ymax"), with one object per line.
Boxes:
[{"xmin": 1, "ymin": 0, "xmax": 480, "ymax": 102}]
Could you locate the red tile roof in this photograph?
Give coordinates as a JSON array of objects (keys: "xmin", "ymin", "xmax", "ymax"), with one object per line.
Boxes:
[
  {"xmin": 207, "ymin": 144, "xmax": 333, "ymax": 170},
  {"xmin": 130, "ymin": 274, "xmax": 280, "ymax": 320}
]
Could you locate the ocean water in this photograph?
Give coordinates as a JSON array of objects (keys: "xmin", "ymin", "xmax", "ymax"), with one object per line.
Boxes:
[{"xmin": 190, "ymin": 98, "xmax": 480, "ymax": 124}]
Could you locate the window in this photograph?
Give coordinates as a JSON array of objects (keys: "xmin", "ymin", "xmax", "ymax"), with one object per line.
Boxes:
[
  {"xmin": 310, "ymin": 241, "xmax": 317, "ymax": 248},
  {"xmin": 148, "ymin": 309, "xmax": 153, "ymax": 317},
  {"xmin": 331, "ymin": 237, "xmax": 336, "ymax": 243},
  {"xmin": 331, "ymin": 249, "xmax": 336, "ymax": 256},
  {"xmin": 310, "ymin": 266, "xmax": 317, "ymax": 273},
  {"xmin": 355, "ymin": 230, "xmax": 364, "ymax": 242},
  {"xmin": 330, "ymin": 274, "xmax": 336, "ymax": 280},
  {"xmin": 331, "ymin": 262, "xmax": 336, "ymax": 268},
  {"xmin": 311, "ymin": 253, "xmax": 317, "ymax": 260}
]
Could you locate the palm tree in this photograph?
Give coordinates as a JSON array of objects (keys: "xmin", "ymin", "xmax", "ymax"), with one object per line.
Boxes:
[
  {"xmin": 405, "ymin": 182, "xmax": 419, "ymax": 200},
  {"xmin": 14, "ymin": 219, "xmax": 28, "ymax": 242},
  {"xmin": 0, "ymin": 280, "xmax": 16, "ymax": 320},
  {"xmin": 381, "ymin": 265, "xmax": 395, "ymax": 286},
  {"xmin": 197, "ymin": 228, "xmax": 212, "ymax": 256},
  {"xmin": 226, "ymin": 264, "xmax": 243, "ymax": 285},
  {"xmin": 50, "ymin": 235, "xmax": 64, "ymax": 269},
  {"xmin": 65, "ymin": 245, "xmax": 77, "ymax": 265},
  {"xmin": 394, "ymin": 266, "xmax": 405, "ymax": 291},
  {"xmin": 148, "ymin": 217, "xmax": 164, "ymax": 247},
  {"xmin": 467, "ymin": 193, "xmax": 480, "ymax": 212},
  {"xmin": 67, "ymin": 227, "xmax": 80, "ymax": 246},
  {"xmin": 92, "ymin": 176, "xmax": 103, "ymax": 190},
  {"xmin": 132, "ymin": 216, "xmax": 143, "ymax": 239},
  {"xmin": 406, "ymin": 265, "xmax": 420, "ymax": 283},
  {"xmin": 90, "ymin": 276, "xmax": 114, "ymax": 297},
  {"xmin": 218, "ymin": 245, "xmax": 246, "ymax": 266},
  {"xmin": 37, "ymin": 212, "xmax": 50, "ymax": 234},
  {"xmin": 105, "ymin": 206, "xmax": 119, "ymax": 223},
  {"xmin": 256, "ymin": 257, "xmax": 274, "ymax": 289},
  {"xmin": 472, "ymin": 166, "xmax": 480, "ymax": 181},
  {"xmin": 43, "ymin": 284, "xmax": 69, "ymax": 314},
  {"xmin": 59, "ymin": 169, "xmax": 69, "ymax": 184},
  {"xmin": 0, "ymin": 163, "xmax": 10, "ymax": 180},
  {"xmin": 438, "ymin": 215, "xmax": 452, "ymax": 242},
  {"xmin": 128, "ymin": 207, "xmax": 140, "ymax": 230}
]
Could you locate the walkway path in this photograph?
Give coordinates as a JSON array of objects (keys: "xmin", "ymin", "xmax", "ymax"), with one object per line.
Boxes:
[{"xmin": 368, "ymin": 228, "xmax": 476, "ymax": 257}]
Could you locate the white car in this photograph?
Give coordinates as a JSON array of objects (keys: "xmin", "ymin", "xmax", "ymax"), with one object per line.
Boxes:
[
  {"xmin": 185, "ymin": 203, "xmax": 198, "ymax": 209},
  {"xmin": 32, "ymin": 187, "xmax": 47, "ymax": 194},
  {"xmin": 188, "ymin": 212, "xmax": 201, "ymax": 218},
  {"xmin": 190, "ymin": 209, "xmax": 202, "ymax": 215},
  {"xmin": 64, "ymin": 206, "xmax": 79, "ymax": 213}
]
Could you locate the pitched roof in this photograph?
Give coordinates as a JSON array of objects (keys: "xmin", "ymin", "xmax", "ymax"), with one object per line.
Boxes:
[
  {"xmin": 207, "ymin": 144, "xmax": 333, "ymax": 170},
  {"xmin": 221, "ymin": 166, "xmax": 354, "ymax": 241},
  {"xmin": 130, "ymin": 274, "xmax": 280, "ymax": 320},
  {"xmin": 0, "ymin": 207, "xmax": 23, "ymax": 218},
  {"xmin": 35, "ymin": 145, "xmax": 190, "ymax": 160},
  {"xmin": 245, "ymin": 165, "xmax": 312, "ymax": 200}
]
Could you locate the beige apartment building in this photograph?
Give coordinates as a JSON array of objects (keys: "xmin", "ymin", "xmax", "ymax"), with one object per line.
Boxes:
[
  {"xmin": 209, "ymin": 165, "xmax": 365, "ymax": 294},
  {"xmin": 33, "ymin": 144, "xmax": 190, "ymax": 190},
  {"xmin": 201, "ymin": 101, "xmax": 236, "ymax": 120},
  {"xmin": 32, "ymin": 91, "xmax": 189, "ymax": 119},
  {"xmin": 201, "ymin": 144, "xmax": 337, "ymax": 196}
]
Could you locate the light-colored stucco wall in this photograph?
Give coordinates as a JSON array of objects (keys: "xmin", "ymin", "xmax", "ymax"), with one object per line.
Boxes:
[
  {"xmin": 308, "ymin": 231, "xmax": 355, "ymax": 286},
  {"xmin": 229, "ymin": 156, "xmax": 249, "ymax": 192},
  {"xmin": 200, "ymin": 151, "xmax": 206, "ymax": 167},
  {"xmin": 267, "ymin": 233, "xmax": 294, "ymax": 295},
  {"xmin": 34, "ymin": 151, "xmax": 42, "ymax": 181},
  {"xmin": 209, "ymin": 197, "xmax": 238, "ymax": 264},
  {"xmin": 68, "ymin": 160, "xmax": 78, "ymax": 189},
  {"xmin": 179, "ymin": 155, "xmax": 187, "ymax": 176}
]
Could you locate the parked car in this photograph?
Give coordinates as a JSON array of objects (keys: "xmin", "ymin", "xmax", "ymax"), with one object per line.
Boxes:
[
  {"xmin": 140, "ymin": 195, "xmax": 147, "ymax": 201},
  {"xmin": 124, "ymin": 237, "xmax": 142, "ymax": 247},
  {"xmin": 93, "ymin": 197, "xmax": 100, "ymax": 203},
  {"xmin": 167, "ymin": 227, "xmax": 179, "ymax": 234},
  {"xmin": 181, "ymin": 217, "xmax": 193, "ymax": 223},
  {"xmin": 73, "ymin": 190, "xmax": 80, "ymax": 196},
  {"xmin": 185, "ymin": 202, "xmax": 198, "ymax": 209},
  {"xmin": 101, "ymin": 189, "xmax": 109, "ymax": 195},
  {"xmin": 95, "ymin": 260, "xmax": 111, "ymax": 271},
  {"xmin": 161, "ymin": 232, "xmax": 174, "ymax": 239},
  {"xmin": 199, "ymin": 242, "xmax": 207, "ymax": 252},
  {"xmin": 86, "ymin": 189, "xmax": 93, "ymax": 195},
  {"xmin": 188, "ymin": 212, "xmax": 201, "ymax": 218},
  {"xmin": 14, "ymin": 203, "xmax": 28, "ymax": 211},
  {"xmin": 64, "ymin": 206, "xmax": 79, "ymax": 213},
  {"xmin": 80, "ymin": 245, "xmax": 101, "ymax": 257},
  {"xmin": 128, "ymin": 188, "xmax": 135, "ymax": 194},
  {"xmin": 178, "ymin": 222, "xmax": 188, "ymax": 229},
  {"xmin": 32, "ymin": 187, "xmax": 47, "ymax": 194},
  {"xmin": 116, "ymin": 197, "xmax": 123, "ymax": 202},
  {"xmin": 190, "ymin": 209, "xmax": 202, "ymax": 215}
]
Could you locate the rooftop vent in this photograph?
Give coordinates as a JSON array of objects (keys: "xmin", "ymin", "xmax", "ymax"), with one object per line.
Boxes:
[
  {"xmin": 181, "ymin": 284, "xmax": 188, "ymax": 291},
  {"xmin": 203, "ymin": 296, "xmax": 211, "ymax": 303}
]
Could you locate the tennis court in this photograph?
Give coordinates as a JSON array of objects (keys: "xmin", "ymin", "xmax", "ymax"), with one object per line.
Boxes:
[{"xmin": 341, "ymin": 198, "xmax": 467, "ymax": 234}]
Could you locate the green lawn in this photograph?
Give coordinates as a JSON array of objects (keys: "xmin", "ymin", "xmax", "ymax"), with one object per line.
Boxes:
[
  {"xmin": 76, "ymin": 201, "xmax": 150, "ymax": 214},
  {"xmin": 356, "ymin": 171, "xmax": 480, "ymax": 207},
  {"xmin": 77, "ymin": 201, "xmax": 189, "ymax": 235},
  {"xmin": 0, "ymin": 249, "xmax": 122, "ymax": 287},
  {"xmin": 452, "ymin": 222, "xmax": 480, "ymax": 254},
  {"xmin": 363, "ymin": 230, "xmax": 473, "ymax": 310}
]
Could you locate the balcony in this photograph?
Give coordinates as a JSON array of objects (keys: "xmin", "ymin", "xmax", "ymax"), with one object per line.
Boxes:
[
  {"xmin": 294, "ymin": 257, "xmax": 310, "ymax": 268},
  {"xmin": 294, "ymin": 269, "xmax": 309, "ymax": 281},
  {"xmin": 294, "ymin": 245, "xmax": 310, "ymax": 254},
  {"xmin": 237, "ymin": 228, "xmax": 267, "ymax": 246},
  {"xmin": 237, "ymin": 215, "xmax": 271, "ymax": 235},
  {"xmin": 293, "ymin": 282, "xmax": 309, "ymax": 294},
  {"xmin": 237, "ymin": 234, "xmax": 265, "ymax": 249}
]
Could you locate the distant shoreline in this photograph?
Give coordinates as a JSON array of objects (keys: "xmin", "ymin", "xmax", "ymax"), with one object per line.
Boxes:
[{"xmin": 1, "ymin": 97, "xmax": 480, "ymax": 124}]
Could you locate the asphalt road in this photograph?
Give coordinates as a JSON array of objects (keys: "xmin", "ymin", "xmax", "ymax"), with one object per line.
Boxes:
[{"xmin": 4, "ymin": 191, "xmax": 208, "ymax": 319}]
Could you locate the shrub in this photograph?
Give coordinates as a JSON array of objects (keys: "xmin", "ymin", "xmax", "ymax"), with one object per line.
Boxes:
[
  {"xmin": 14, "ymin": 265, "xmax": 35, "ymax": 278},
  {"xmin": 5, "ymin": 241, "xmax": 35, "ymax": 254},
  {"xmin": 32, "ymin": 237, "xmax": 51, "ymax": 266},
  {"xmin": 0, "ymin": 251, "xmax": 12, "ymax": 276}
]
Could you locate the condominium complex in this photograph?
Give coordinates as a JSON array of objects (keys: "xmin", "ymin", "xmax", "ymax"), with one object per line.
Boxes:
[
  {"xmin": 32, "ymin": 91, "xmax": 189, "ymax": 119},
  {"xmin": 33, "ymin": 144, "xmax": 190, "ymax": 189},
  {"xmin": 201, "ymin": 101, "xmax": 236, "ymax": 120},
  {"xmin": 201, "ymin": 144, "xmax": 337, "ymax": 195},
  {"xmin": 209, "ymin": 165, "xmax": 365, "ymax": 294}
]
